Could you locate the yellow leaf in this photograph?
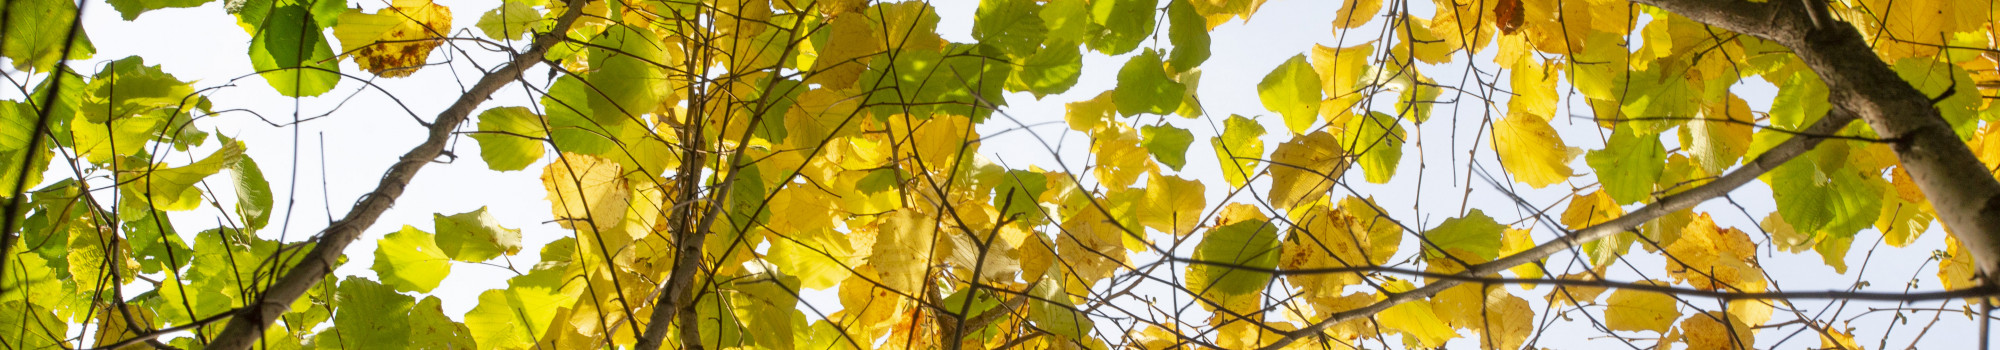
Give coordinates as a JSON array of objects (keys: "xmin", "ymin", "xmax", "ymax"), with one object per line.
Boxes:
[
  {"xmin": 1664, "ymin": 213, "xmax": 1764, "ymax": 291},
  {"xmin": 1375, "ymin": 279, "xmax": 1457, "ymax": 348},
  {"xmin": 1340, "ymin": 196, "xmax": 1402, "ymax": 265},
  {"xmin": 541, "ymin": 153, "xmax": 629, "ymax": 231},
  {"xmin": 1603, "ymin": 280, "xmax": 1681, "ymax": 333},
  {"xmin": 1942, "ymin": 235, "xmax": 1985, "ymax": 304},
  {"xmin": 1683, "ymin": 94, "xmax": 1755, "ymax": 174},
  {"xmin": 1680, "ymin": 311, "xmax": 1754, "ymax": 350},
  {"xmin": 334, "ymin": 0, "xmax": 453, "ymax": 77},
  {"xmin": 872, "ymin": 210, "xmax": 938, "ymax": 294},
  {"xmin": 1141, "ymin": 173, "xmax": 1205, "ymax": 236},
  {"xmin": 1821, "ymin": 328, "xmax": 1863, "ymax": 350},
  {"xmin": 1763, "ymin": 211, "xmax": 1812, "ymax": 254},
  {"xmin": 1426, "ymin": 0, "xmax": 1496, "ymax": 55},
  {"xmin": 1310, "ymin": 292, "xmax": 1380, "ymax": 343},
  {"xmin": 1065, "ymin": 91, "xmax": 1117, "ymax": 132},
  {"xmin": 1282, "ymin": 206, "xmax": 1376, "ymax": 299},
  {"xmin": 1493, "ymin": 111, "xmax": 1574, "ymax": 188},
  {"xmin": 1561, "ymin": 190, "xmax": 1624, "ymax": 229},
  {"xmin": 1060, "ymin": 206, "xmax": 1130, "ymax": 285},
  {"xmin": 1091, "ymin": 124, "xmax": 1156, "ymax": 188},
  {"xmin": 1267, "ymin": 131, "xmax": 1347, "ymax": 210},
  {"xmin": 1498, "ymin": 227, "xmax": 1541, "ymax": 283},
  {"xmin": 1507, "ymin": 57, "xmax": 1559, "ymax": 118},
  {"xmin": 1479, "ymin": 289, "xmax": 1534, "ymax": 350},
  {"xmin": 806, "ymin": 12, "xmax": 881, "ymax": 89},
  {"xmin": 1544, "ymin": 273, "xmax": 1607, "ymax": 306},
  {"xmin": 1311, "ymin": 42, "xmax": 1373, "ymax": 121},
  {"xmin": 1330, "ymin": 0, "xmax": 1380, "ymax": 29}
]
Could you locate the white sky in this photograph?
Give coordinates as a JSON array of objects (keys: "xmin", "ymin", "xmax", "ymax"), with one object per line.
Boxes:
[{"xmin": 26, "ymin": 0, "xmax": 1979, "ymax": 348}]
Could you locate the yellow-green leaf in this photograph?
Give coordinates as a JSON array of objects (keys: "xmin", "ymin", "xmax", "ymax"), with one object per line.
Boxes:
[
  {"xmin": 333, "ymin": 0, "xmax": 453, "ymax": 77},
  {"xmin": 372, "ymin": 225, "xmax": 451, "ymax": 293},
  {"xmin": 1259, "ymin": 54, "xmax": 1322, "ymax": 133}
]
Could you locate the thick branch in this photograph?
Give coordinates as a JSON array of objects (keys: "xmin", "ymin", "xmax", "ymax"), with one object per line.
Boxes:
[
  {"xmin": 202, "ymin": 1, "xmax": 592, "ymax": 349},
  {"xmin": 1258, "ymin": 109, "xmax": 1856, "ymax": 350},
  {"xmin": 1635, "ymin": 0, "xmax": 2000, "ymax": 276}
]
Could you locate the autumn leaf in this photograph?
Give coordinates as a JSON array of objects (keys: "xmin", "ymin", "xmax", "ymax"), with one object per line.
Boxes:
[
  {"xmin": 334, "ymin": 0, "xmax": 453, "ymax": 78},
  {"xmin": 1493, "ymin": 111, "xmax": 1575, "ymax": 188}
]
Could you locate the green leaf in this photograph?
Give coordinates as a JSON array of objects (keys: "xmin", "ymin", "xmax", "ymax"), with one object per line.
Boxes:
[
  {"xmin": 471, "ymin": 106, "xmax": 547, "ymax": 171},
  {"xmin": 1769, "ymin": 69, "xmax": 1828, "ymax": 130},
  {"xmin": 1113, "ymin": 50, "xmax": 1186, "ymax": 116},
  {"xmin": 1085, "ymin": 0, "xmax": 1154, "ymax": 55},
  {"xmin": 83, "ymin": 56, "xmax": 206, "ymax": 124},
  {"xmin": 409, "ymin": 296, "xmax": 477, "ymax": 349},
  {"xmin": 1139, "ymin": 124, "xmax": 1194, "ymax": 171},
  {"xmin": 124, "ymin": 209, "xmax": 192, "ymax": 274},
  {"xmin": 1039, "ymin": 0, "xmax": 1089, "ymax": 45},
  {"xmin": 769, "ymin": 228, "xmax": 855, "ymax": 290},
  {"xmin": 106, "ymin": 0, "xmax": 212, "ymax": 20},
  {"xmin": 477, "ymin": 0, "xmax": 541, "ymax": 40},
  {"xmin": 1422, "ymin": 209, "xmax": 1505, "ymax": 263},
  {"xmin": 324, "ymin": 277, "xmax": 414, "ymax": 348},
  {"xmin": 1258, "ymin": 54, "xmax": 1322, "ymax": 133},
  {"xmin": 372, "ymin": 225, "xmax": 452, "ymax": 293},
  {"xmin": 542, "ymin": 75, "xmax": 620, "ymax": 156},
  {"xmin": 466, "ymin": 268, "xmax": 575, "ymax": 349},
  {"xmin": 728, "ymin": 276, "xmax": 803, "ymax": 349},
  {"xmin": 1008, "ymin": 41, "xmax": 1083, "ymax": 98},
  {"xmin": 1892, "ymin": 58, "xmax": 1980, "ymax": 138},
  {"xmin": 1815, "ymin": 233, "xmax": 1855, "ymax": 273},
  {"xmin": 248, "ymin": 4, "xmax": 340, "ymax": 97},
  {"xmin": 0, "ymin": 101, "xmax": 29, "ymax": 152},
  {"xmin": 1165, "ymin": 0, "xmax": 1210, "ymax": 72},
  {"xmin": 232, "ymin": 155, "xmax": 274, "ymax": 230},
  {"xmin": 993, "ymin": 169, "xmax": 1050, "ymax": 224},
  {"xmin": 973, "ymin": 0, "xmax": 1047, "ymax": 58},
  {"xmin": 433, "ymin": 207, "xmax": 524, "ymax": 262},
  {"xmin": 1762, "ymin": 142, "xmax": 1885, "ymax": 238},
  {"xmin": 1188, "ymin": 219, "xmax": 1281, "ymax": 296},
  {"xmin": 0, "ymin": 301, "xmax": 67, "ymax": 349},
  {"xmin": 1586, "ymin": 123, "xmax": 1666, "ymax": 204},
  {"xmin": 123, "ymin": 140, "xmax": 246, "ymax": 211},
  {"xmin": 1212, "ymin": 114, "xmax": 1266, "ymax": 188},
  {"xmin": 1345, "ymin": 111, "xmax": 1405, "ymax": 183},
  {"xmin": 1616, "ymin": 68, "xmax": 1696, "ymax": 134},
  {"xmin": 1, "ymin": 0, "xmax": 96, "ymax": 72},
  {"xmin": 585, "ymin": 25, "xmax": 668, "ymax": 123},
  {"xmin": 1029, "ymin": 272, "xmax": 1097, "ymax": 341}
]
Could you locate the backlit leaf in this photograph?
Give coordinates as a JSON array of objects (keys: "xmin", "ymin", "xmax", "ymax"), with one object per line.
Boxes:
[
  {"xmin": 433, "ymin": 207, "xmax": 524, "ymax": 262},
  {"xmin": 1266, "ymin": 131, "xmax": 1345, "ymax": 210},
  {"xmin": 333, "ymin": 0, "xmax": 453, "ymax": 77},
  {"xmin": 1114, "ymin": 50, "xmax": 1186, "ymax": 116},
  {"xmin": 372, "ymin": 225, "xmax": 451, "ymax": 293},
  {"xmin": 1604, "ymin": 281, "xmax": 1681, "ymax": 334},
  {"xmin": 1259, "ymin": 54, "xmax": 1323, "ymax": 133},
  {"xmin": 1493, "ymin": 111, "xmax": 1574, "ymax": 188},
  {"xmin": 471, "ymin": 106, "xmax": 547, "ymax": 171},
  {"xmin": 1139, "ymin": 124, "xmax": 1194, "ymax": 171},
  {"xmin": 1213, "ymin": 114, "xmax": 1266, "ymax": 188}
]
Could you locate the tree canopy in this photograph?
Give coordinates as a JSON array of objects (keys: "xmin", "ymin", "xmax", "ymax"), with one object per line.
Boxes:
[{"xmin": 3, "ymin": 0, "xmax": 2000, "ymax": 349}]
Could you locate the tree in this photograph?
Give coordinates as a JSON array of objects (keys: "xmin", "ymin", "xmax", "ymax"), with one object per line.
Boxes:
[{"xmin": 1, "ymin": 0, "xmax": 1997, "ymax": 348}]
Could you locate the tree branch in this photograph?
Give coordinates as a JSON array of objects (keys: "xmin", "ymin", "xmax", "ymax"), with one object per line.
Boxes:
[
  {"xmin": 1257, "ymin": 108, "xmax": 1856, "ymax": 350},
  {"xmin": 1634, "ymin": 0, "xmax": 2000, "ymax": 277},
  {"xmin": 201, "ymin": 1, "xmax": 594, "ymax": 348}
]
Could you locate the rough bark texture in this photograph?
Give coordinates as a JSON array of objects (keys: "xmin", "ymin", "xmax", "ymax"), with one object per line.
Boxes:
[
  {"xmin": 1631, "ymin": 0, "xmax": 2000, "ymax": 276},
  {"xmin": 202, "ymin": 1, "xmax": 591, "ymax": 348}
]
